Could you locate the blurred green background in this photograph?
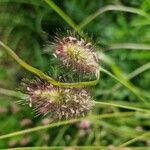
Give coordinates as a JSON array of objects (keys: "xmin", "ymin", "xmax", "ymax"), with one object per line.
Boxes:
[{"xmin": 0, "ymin": 0, "xmax": 150, "ymax": 149}]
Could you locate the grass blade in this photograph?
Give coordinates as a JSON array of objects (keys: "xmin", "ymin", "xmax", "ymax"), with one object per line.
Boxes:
[
  {"xmin": 107, "ymin": 43, "xmax": 150, "ymax": 51},
  {"xmin": 119, "ymin": 132, "xmax": 150, "ymax": 147},
  {"xmin": 110, "ymin": 62, "xmax": 150, "ymax": 94},
  {"xmin": 99, "ymin": 53, "xmax": 149, "ymax": 100},
  {"xmin": 78, "ymin": 5, "xmax": 150, "ymax": 30},
  {"xmin": 44, "ymin": 0, "xmax": 78, "ymax": 32},
  {"xmin": 0, "ymin": 112, "xmax": 134, "ymax": 140},
  {"xmin": 97, "ymin": 61, "xmax": 150, "ymax": 98},
  {"xmin": 100, "ymin": 67, "xmax": 147, "ymax": 104},
  {"xmin": 94, "ymin": 101, "xmax": 150, "ymax": 114},
  {"xmin": 4, "ymin": 146, "xmax": 150, "ymax": 150}
]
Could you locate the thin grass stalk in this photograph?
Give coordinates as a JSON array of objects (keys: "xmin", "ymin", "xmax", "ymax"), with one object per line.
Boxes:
[{"xmin": 0, "ymin": 112, "xmax": 134, "ymax": 140}]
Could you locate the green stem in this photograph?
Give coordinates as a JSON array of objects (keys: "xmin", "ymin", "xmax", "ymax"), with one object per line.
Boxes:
[
  {"xmin": 78, "ymin": 5, "xmax": 150, "ymax": 30},
  {"xmin": 0, "ymin": 41, "xmax": 99, "ymax": 88},
  {"xmin": 3, "ymin": 146, "xmax": 109, "ymax": 150},
  {"xmin": 118, "ymin": 132, "xmax": 150, "ymax": 147},
  {"xmin": 100, "ymin": 67, "xmax": 147, "ymax": 104},
  {"xmin": 110, "ymin": 62, "xmax": 150, "ymax": 94},
  {"xmin": 94, "ymin": 101, "xmax": 150, "ymax": 114},
  {"xmin": 107, "ymin": 43, "xmax": 150, "ymax": 51},
  {"xmin": 0, "ymin": 88, "xmax": 26, "ymax": 99},
  {"xmin": 0, "ymin": 112, "xmax": 134, "ymax": 140},
  {"xmin": 3, "ymin": 146, "xmax": 150, "ymax": 150},
  {"xmin": 44, "ymin": 0, "xmax": 79, "ymax": 32}
]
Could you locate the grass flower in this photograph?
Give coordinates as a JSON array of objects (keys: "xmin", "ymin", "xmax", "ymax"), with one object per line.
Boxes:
[
  {"xmin": 53, "ymin": 36, "xmax": 99, "ymax": 75},
  {"xmin": 23, "ymin": 79, "xmax": 94, "ymax": 119}
]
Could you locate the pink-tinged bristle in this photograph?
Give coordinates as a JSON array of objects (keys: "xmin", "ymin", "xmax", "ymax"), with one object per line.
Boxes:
[
  {"xmin": 53, "ymin": 36, "xmax": 99, "ymax": 74},
  {"xmin": 23, "ymin": 79, "xmax": 94, "ymax": 119}
]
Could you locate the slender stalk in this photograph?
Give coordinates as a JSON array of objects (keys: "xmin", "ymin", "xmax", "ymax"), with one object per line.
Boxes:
[
  {"xmin": 127, "ymin": 63, "xmax": 150, "ymax": 79},
  {"xmin": 0, "ymin": 88, "xmax": 26, "ymax": 99},
  {"xmin": 109, "ymin": 62, "xmax": 150, "ymax": 94},
  {"xmin": 78, "ymin": 5, "xmax": 150, "ymax": 30},
  {"xmin": 0, "ymin": 41, "xmax": 99, "ymax": 88},
  {"xmin": 118, "ymin": 132, "xmax": 150, "ymax": 147},
  {"xmin": 44, "ymin": 0, "xmax": 79, "ymax": 32},
  {"xmin": 4, "ymin": 146, "xmax": 150, "ymax": 150},
  {"xmin": 0, "ymin": 112, "xmax": 134, "ymax": 140},
  {"xmin": 98, "ymin": 53, "xmax": 150, "ymax": 98},
  {"xmin": 43, "ymin": 0, "xmax": 87, "ymax": 38},
  {"xmin": 100, "ymin": 67, "xmax": 147, "ymax": 104},
  {"xmin": 3, "ymin": 146, "xmax": 108, "ymax": 150},
  {"xmin": 94, "ymin": 101, "xmax": 150, "ymax": 114},
  {"xmin": 107, "ymin": 43, "xmax": 150, "ymax": 51},
  {"xmin": 51, "ymin": 126, "xmax": 68, "ymax": 146}
]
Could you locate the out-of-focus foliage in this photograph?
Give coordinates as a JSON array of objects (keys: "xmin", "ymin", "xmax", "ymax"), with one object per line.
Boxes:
[{"xmin": 0, "ymin": 0, "xmax": 150, "ymax": 149}]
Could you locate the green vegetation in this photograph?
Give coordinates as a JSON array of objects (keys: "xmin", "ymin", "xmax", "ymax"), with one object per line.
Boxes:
[{"xmin": 0, "ymin": 0, "xmax": 150, "ymax": 149}]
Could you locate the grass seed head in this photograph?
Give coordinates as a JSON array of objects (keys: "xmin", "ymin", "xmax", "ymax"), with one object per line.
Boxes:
[
  {"xmin": 53, "ymin": 35, "xmax": 99, "ymax": 75},
  {"xmin": 23, "ymin": 79, "xmax": 94, "ymax": 119}
]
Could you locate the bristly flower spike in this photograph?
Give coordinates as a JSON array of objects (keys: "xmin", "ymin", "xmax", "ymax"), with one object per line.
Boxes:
[
  {"xmin": 23, "ymin": 79, "xmax": 94, "ymax": 119},
  {"xmin": 53, "ymin": 35, "xmax": 99, "ymax": 76}
]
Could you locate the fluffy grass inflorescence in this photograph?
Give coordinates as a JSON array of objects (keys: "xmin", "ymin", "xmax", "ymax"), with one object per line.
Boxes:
[
  {"xmin": 23, "ymin": 79, "xmax": 94, "ymax": 119},
  {"xmin": 53, "ymin": 35, "xmax": 99, "ymax": 75},
  {"xmin": 20, "ymin": 34, "xmax": 99, "ymax": 120}
]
